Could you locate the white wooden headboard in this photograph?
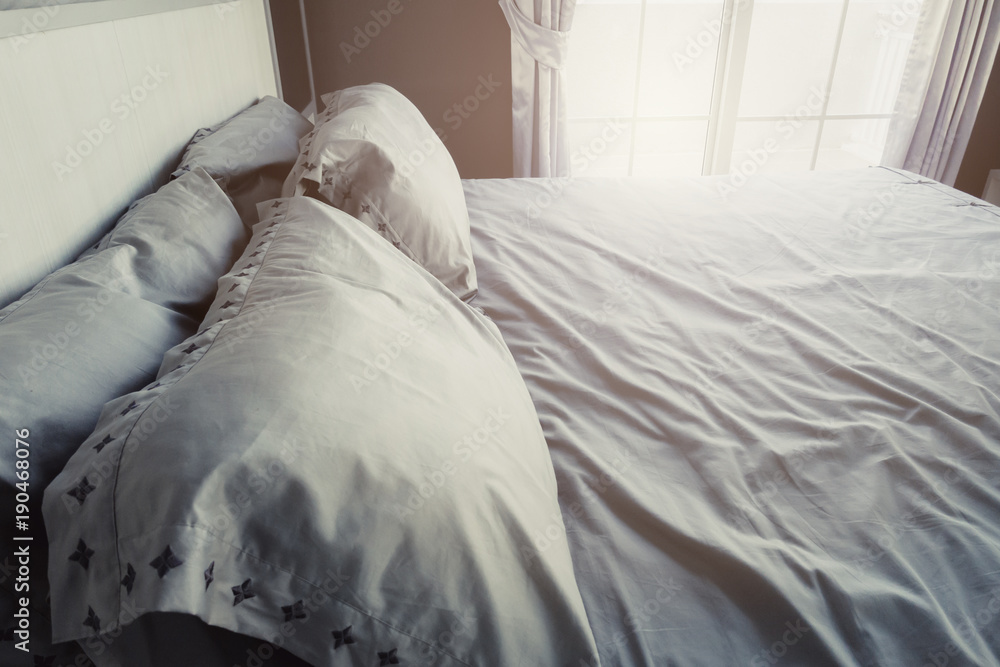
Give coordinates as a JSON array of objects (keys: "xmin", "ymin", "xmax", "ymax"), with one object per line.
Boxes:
[{"xmin": 0, "ymin": 0, "xmax": 279, "ymax": 307}]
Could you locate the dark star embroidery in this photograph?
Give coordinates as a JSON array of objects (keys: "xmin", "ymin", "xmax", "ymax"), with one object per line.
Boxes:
[
  {"xmin": 303, "ymin": 162, "xmax": 317, "ymax": 171},
  {"xmin": 243, "ymin": 263, "xmax": 255, "ymax": 270},
  {"xmin": 378, "ymin": 648, "xmax": 399, "ymax": 665},
  {"xmin": 147, "ymin": 382, "xmax": 162, "ymax": 391},
  {"xmin": 149, "ymin": 545, "xmax": 183, "ymax": 578},
  {"xmin": 271, "ymin": 200, "xmax": 283, "ymax": 209},
  {"xmin": 94, "ymin": 434, "xmax": 114, "ymax": 452},
  {"xmin": 282, "ymin": 600, "xmax": 307, "ymax": 622},
  {"xmin": 67, "ymin": 477, "xmax": 96, "ymax": 505},
  {"xmin": 235, "ymin": 271, "xmax": 250, "ymax": 278},
  {"xmin": 392, "ymin": 241, "xmax": 401, "ymax": 249},
  {"xmin": 360, "ymin": 204, "xmax": 371, "ymax": 214},
  {"xmin": 377, "ymin": 223, "xmax": 388, "ymax": 233},
  {"xmin": 323, "ymin": 176, "xmax": 334, "ymax": 187},
  {"xmin": 69, "ymin": 539, "xmax": 94, "ymax": 570},
  {"xmin": 183, "ymin": 344, "xmax": 198, "ymax": 354},
  {"xmin": 204, "ymin": 562, "xmax": 215, "ymax": 591},
  {"xmin": 120, "ymin": 401, "xmax": 138, "ymax": 416},
  {"xmin": 121, "ymin": 563, "xmax": 136, "ymax": 594},
  {"xmin": 83, "ymin": 607, "xmax": 101, "ymax": 633},
  {"xmin": 232, "ymin": 578, "xmax": 255, "ymax": 606},
  {"xmin": 256, "ymin": 240, "xmax": 267, "ymax": 248},
  {"xmin": 249, "ymin": 251, "xmax": 261, "ymax": 258},
  {"xmin": 228, "ymin": 284, "xmax": 239, "ymax": 293},
  {"xmin": 331, "ymin": 625, "xmax": 355, "ymax": 649},
  {"xmin": 221, "ymin": 301, "xmax": 236, "ymax": 309}
]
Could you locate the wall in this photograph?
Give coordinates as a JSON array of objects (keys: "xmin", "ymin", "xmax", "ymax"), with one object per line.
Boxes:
[
  {"xmin": 269, "ymin": 0, "xmax": 312, "ymax": 112},
  {"xmin": 955, "ymin": 56, "xmax": 1000, "ymax": 199},
  {"xmin": 291, "ymin": 0, "xmax": 513, "ymax": 179}
]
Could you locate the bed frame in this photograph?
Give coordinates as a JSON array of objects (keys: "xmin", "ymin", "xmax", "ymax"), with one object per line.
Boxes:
[{"xmin": 0, "ymin": 0, "xmax": 279, "ymax": 308}]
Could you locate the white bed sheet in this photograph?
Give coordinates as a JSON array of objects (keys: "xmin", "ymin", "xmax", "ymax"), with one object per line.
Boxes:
[{"xmin": 465, "ymin": 168, "xmax": 1000, "ymax": 666}]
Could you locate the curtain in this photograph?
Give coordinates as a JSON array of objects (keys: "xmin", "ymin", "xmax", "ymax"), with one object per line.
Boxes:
[
  {"xmin": 499, "ymin": 0, "xmax": 577, "ymax": 177},
  {"xmin": 883, "ymin": 0, "xmax": 1000, "ymax": 185}
]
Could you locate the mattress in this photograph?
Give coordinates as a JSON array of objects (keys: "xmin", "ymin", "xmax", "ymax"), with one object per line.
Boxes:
[{"xmin": 464, "ymin": 168, "xmax": 1000, "ymax": 666}]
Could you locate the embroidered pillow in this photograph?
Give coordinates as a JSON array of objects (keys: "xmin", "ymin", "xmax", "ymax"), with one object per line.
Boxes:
[
  {"xmin": 43, "ymin": 196, "xmax": 597, "ymax": 666},
  {"xmin": 174, "ymin": 95, "xmax": 313, "ymax": 227},
  {"xmin": 282, "ymin": 83, "xmax": 478, "ymax": 300},
  {"xmin": 0, "ymin": 168, "xmax": 247, "ymax": 654}
]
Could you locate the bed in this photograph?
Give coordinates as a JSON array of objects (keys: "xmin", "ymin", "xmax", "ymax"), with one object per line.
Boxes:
[{"xmin": 2, "ymin": 3, "xmax": 999, "ymax": 666}]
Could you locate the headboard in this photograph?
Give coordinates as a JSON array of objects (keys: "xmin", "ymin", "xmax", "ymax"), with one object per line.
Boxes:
[{"xmin": 0, "ymin": 0, "xmax": 279, "ymax": 307}]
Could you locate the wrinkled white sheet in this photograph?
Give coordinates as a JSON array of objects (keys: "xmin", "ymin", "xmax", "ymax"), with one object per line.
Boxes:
[{"xmin": 465, "ymin": 168, "xmax": 1000, "ymax": 666}]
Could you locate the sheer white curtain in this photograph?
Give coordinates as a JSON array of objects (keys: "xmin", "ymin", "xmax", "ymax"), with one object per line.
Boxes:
[
  {"xmin": 558, "ymin": 0, "xmax": 997, "ymax": 183},
  {"xmin": 499, "ymin": 0, "xmax": 577, "ymax": 177},
  {"xmin": 883, "ymin": 0, "xmax": 1000, "ymax": 185}
]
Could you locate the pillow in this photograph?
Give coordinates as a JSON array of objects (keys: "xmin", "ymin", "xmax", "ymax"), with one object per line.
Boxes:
[
  {"xmin": 282, "ymin": 83, "xmax": 478, "ymax": 301},
  {"xmin": 0, "ymin": 167, "xmax": 247, "ymax": 654},
  {"xmin": 43, "ymin": 196, "xmax": 598, "ymax": 666},
  {"xmin": 174, "ymin": 95, "xmax": 313, "ymax": 227}
]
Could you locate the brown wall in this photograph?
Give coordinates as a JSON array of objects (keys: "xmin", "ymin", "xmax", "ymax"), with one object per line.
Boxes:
[
  {"xmin": 955, "ymin": 56, "xmax": 1000, "ymax": 198},
  {"xmin": 295, "ymin": 0, "xmax": 513, "ymax": 179},
  {"xmin": 270, "ymin": 0, "xmax": 313, "ymax": 113}
]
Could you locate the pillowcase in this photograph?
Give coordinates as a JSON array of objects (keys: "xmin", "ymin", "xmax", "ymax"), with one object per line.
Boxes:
[
  {"xmin": 174, "ymin": 95, "xmax": 313, "ymax": 227},
  {"xmin": 0, "ymin": 167, "xmax": 247, "ymax": 653},
  {"xmin": 43, "ymin": 195, "xmax": 598, "ymax": 667},
  {"xmin": 282, "ymin": 83, "xmax": 478, "ymax": 300}
]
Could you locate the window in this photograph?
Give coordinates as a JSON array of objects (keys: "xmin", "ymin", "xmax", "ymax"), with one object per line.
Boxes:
[{"xmin": 565, "ymin": 0, "xmax": 922, "ymax": 180}]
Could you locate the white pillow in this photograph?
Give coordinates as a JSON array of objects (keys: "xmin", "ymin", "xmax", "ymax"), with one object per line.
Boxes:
[
  {"xmin": 43, "ymin": 196, "xmax": 597, "ymax": 666},
  {"xmin": 282, "ymin": 83, "xmax": 478, "ymax": 300}
]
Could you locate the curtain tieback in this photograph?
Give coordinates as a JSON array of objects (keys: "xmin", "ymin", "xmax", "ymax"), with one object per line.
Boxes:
[{"xmin": 498, "ymin": 0, "xmax": 569, "ymax": 70}]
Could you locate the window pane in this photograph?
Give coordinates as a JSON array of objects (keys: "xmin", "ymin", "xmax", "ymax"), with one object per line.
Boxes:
[
  {"xmin": 731, "ymin": 118, "xmax": 821, "ymax": 173},
  {"xmin": 636, "ymin": 1, "xmax": 725, "ymax": 117},
  {"xmin": 566, "ymin": 1, "xmax": 642, "ymax": 118},
  {"xmin": 738, "ymin": 0, "xmax": 842, "ymax": 117},
  {"xmin": 827, "ymin": 0, "xmax": 916, "ymax": 115},
  {"xmin": 568, "ymin": 120, "xmax": 634, "ymax": 176},
  {"xmin": 632, "ymin": 120, "xmax": 709, "ymax": 176},
  {"xmin": 814, "ymin": 118, "xmax": 890, "ymax": 170}
]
